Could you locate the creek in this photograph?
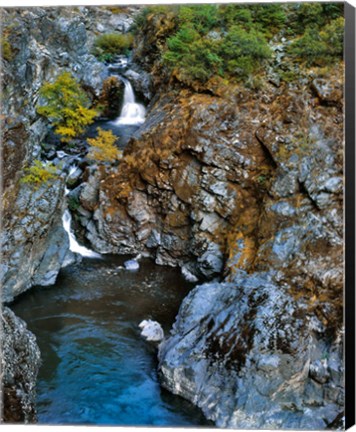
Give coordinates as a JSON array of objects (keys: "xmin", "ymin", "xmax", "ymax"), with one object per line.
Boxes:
[{"xmin": 11, "ymin": 256, "xmax": 210, "ymax": 426}]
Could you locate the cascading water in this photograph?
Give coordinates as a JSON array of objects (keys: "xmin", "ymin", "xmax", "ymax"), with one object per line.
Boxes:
[
  {"xmin": 113, "ymin": 78, "xmax": 146, "ymax": 126},
  {"xmin": 62, "ymin": 210, "xmax": 101, "ymax": 258}
]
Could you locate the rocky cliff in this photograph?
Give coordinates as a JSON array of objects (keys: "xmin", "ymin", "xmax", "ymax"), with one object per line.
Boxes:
[
  {"xmin": 1, "ymin": 6, "xmax": 141, "ymax": 301},
  {"xmin": 1, "ymin": 4, "xmax": 345, "ymax": 429},
  {"xmin": 73, "ymin": 15, "xmax": 344, "ymax": 429}
]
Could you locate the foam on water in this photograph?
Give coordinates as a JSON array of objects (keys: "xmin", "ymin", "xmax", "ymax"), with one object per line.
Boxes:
[{"xmin": 113, "ymin": 78, "xmax": 146, "ymax": 126}]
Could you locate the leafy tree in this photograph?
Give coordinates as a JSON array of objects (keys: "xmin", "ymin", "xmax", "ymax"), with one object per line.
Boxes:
[
  {"xmin": 87, "ymin": 128, "xmax": 121, "ymax": 162},
  {"xmin": 37, "ymin": 72, "xmax": 97, "ymax": 143}
]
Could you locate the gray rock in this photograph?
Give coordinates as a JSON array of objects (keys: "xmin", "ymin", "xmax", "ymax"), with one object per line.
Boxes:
[
  {"xmin": 1, "ymin": 307, "xmax": 41, "ymax": 423},
  {"xmin": 139, "ymin": 319, "xmax": 164, "ymax": 343},
  {"xmin": 124, "ymin": 259, "xmax": 140, "ymax": 270}
]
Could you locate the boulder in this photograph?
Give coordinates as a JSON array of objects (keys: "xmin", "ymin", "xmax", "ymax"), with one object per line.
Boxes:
[{"xmin": 1, "ymin": 307, "xmax": 41, "ymax": 423}]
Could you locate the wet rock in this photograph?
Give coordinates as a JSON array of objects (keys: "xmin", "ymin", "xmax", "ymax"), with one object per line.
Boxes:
[
  {"xmin": 1, "ymin": 179, "xmax": 70, "ymax": 302},
  {"xmin": 139, "ymin": 319, "xmax": 164, "ymax": 343},
  {"xmin": 124, "ymin": 67, "xmax": 153, "ymax": 101},
  {"xmin": 124, "ymin": 259, "xmax": 140, "ymax": 270},
  {"xmin": 1, "ymin": 307, "xmax": 41, "ymax": 423},
  {"xmin": 181, "ymin": 266, "xmax": 199, "ymax": 283}
]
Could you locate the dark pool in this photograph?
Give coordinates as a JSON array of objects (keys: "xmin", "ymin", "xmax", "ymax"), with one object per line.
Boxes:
[{"xmin": 11, "ymin": 256, "xmax": 210, "ymax": 426}]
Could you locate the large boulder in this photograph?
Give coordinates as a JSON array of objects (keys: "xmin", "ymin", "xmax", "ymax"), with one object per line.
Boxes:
[{"xmin": 1, "ymin": 307, "xmax": 41, "ymax": 423}]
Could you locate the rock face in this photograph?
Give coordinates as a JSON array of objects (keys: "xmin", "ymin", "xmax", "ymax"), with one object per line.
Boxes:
[
  {"xmin": 1, "ymin": 307, "xmax": 41, "ymax": 423},
  {"xmin": 1, "ymin": 6, "xmax": 134, "ymax": 300},
  {"xmin": 154, "ymin": 74, "xmax": 344, "ymax": 427},
  {"xmin": 1, "ymin": 178, "xmax": 70, "ymax": 303},
  {"xmin": 77, "ymin": 56, "xmax": 344, "ymax": 427},
  {"xmin": 1, "ymin": 5, "xmax": 345, "ymax": 429}
]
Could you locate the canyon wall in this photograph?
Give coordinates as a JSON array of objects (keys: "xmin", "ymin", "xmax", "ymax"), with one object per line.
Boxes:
[{"xmin": 1, "ymin": 5, "xmax": 345, "ymax": 428}]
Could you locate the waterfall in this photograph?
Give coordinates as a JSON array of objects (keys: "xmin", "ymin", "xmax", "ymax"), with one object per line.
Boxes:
[
  {"xmin": 62, "ymin": 210, "xmax": 101, "ymax": 258},
  {"xmin": 113, "ymin": 78, "xmax": 146, "ymax": 126}
]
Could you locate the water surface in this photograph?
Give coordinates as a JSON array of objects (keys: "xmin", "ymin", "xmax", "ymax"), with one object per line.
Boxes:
[{"xmin": 12, "ymin": 256, "xmax": 210, "ymax": 426}]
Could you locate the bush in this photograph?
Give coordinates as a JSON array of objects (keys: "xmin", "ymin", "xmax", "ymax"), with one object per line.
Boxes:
[
  {"xmin": 288, "ymin": 17, "xmax": 344, "ymax": 66},
  {"xmin": 162, "ymin": 5, "xmax": 272, "ymax": 84},
  {"xmin": 163, "ymin": 25, "xmax": 222, "ymax": 82},
  {"xmin": 93, "ymin": 33, "xmax": 134, "ymax": 61},
  {"xmin": 222, "ymin": 26, "xmax": 271, "ymax": 77},
  {"xmin": 37, "ymin": 72, "xmax": 97, "ymax": 143},
  {"xmin": 87, "ymin": 128, "xmax": 122, "ymax": 162},
  {"xmin": 178, "ymin": 5, "xmax": 219, "ymax": 34},
  {"xmin": 21, "ymin": 160, "xmax": 58, "ymax": 187}
]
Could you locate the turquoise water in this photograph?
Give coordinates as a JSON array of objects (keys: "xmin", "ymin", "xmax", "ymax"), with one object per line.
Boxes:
[{"xmin": 12, "ymin": 256, "xmax": 210, "ymax": 426}]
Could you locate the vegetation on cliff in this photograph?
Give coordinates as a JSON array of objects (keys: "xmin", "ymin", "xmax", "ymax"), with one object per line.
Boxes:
[
  {"xmin": 20, "ymin": 160, "xmax": 59, "ymax": 187},
  {"xmin": 133, "ymin": 3, "xmax": 344, "ymax": 86},
  {"xmin": 87, "ymin": 128, "xmax": 122, "ymax": 162},
  {"xmin": 37, "ymin": 72, "xmax": 97, "ymax": 142},
  {"xmin": 93, "ymin": 32, "xmax": 134, "ymax": 62}
]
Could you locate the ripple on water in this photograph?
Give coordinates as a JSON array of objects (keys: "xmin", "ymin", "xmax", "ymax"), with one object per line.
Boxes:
[{"xmin": 11, "ymin": 256, "xmax": 211, "ymax": 427}]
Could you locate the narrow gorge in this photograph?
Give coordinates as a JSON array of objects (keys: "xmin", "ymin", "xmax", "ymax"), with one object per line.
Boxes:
[{"xmin": 1, "ymin": 3, "xmax": 345, "ymax": 429}]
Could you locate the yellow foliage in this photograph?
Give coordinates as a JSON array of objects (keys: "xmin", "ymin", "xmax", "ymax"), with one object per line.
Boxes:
[
  {"xmin": 20, "ymin": 160, "xmax": 59, "ymax": 188},
  {"xmin": 87, "ymin": 128, "xmax": 122, "ymax": 162},
  {"xmin": 37, "ymin": 72, "xmax": 97, "ymax": 143}
]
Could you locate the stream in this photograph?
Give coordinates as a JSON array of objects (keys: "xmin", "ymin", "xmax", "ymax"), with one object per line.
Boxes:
[{"xmin": 12, "ymin": 256, "xmax": 209, "ymax": 426}]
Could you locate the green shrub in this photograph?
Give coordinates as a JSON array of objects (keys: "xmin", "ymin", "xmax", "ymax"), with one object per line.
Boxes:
[
  {"xmin": 218, "ymin": 4, "xmax": 286, "ymax": 37},
  {"xmin": 163, "ymin": 25, "xmax": 222, "ymax": 83},
  {"xmin": 37, "ymin": 72, "xmax": 97, "ymax": 143},
  {"xmin": 162, "ymin": 4, "xmax": 272, "ymax": 84},
  {"xmin": 222, "ymin": 26, "xmax": 271, "ymax": 77},
  {"xmin": 21, "ymin": 160, "xmax": 59, "ymax": 187},
  {"xmin": 288, "ymin": 2, "xmax": 344, "ymax": 35},
  {"xmin": 250, "ymin": 4, "xmax": 286, "ymax": 38},
  {"xmin": 288, "ymin": 17, "xmax": 344, "ymax": 66},
  {"xmin": 178, "ymin": 5, "xmax": 219, "ymax": 34},
  {"xmin": 93, "ymin": 33, "xmax": 134, "ymax": 61}
]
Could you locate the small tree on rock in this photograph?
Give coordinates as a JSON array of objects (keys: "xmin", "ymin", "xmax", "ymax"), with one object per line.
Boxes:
[
  {"xmin": 87, "ymin": 128, "xmax": 122, "ymax": 162},
  {"xmin": 37, "ymin": 72, "xmax": 97, "ymax": 143}
]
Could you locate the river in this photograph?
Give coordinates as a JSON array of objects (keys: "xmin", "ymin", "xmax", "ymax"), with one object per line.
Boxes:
[{"xmin": 11, "ymin": 255, "xmax": 211, "ymax": 426}]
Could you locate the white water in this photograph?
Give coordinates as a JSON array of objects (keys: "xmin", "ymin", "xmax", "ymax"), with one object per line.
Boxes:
[
  {"xmin": 113, "ymin": 78, "xmax": 146, "ymax": 126},
  {"xmin": 62, "ymin": 210, "xmax": 101, "ymax": 258}
]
